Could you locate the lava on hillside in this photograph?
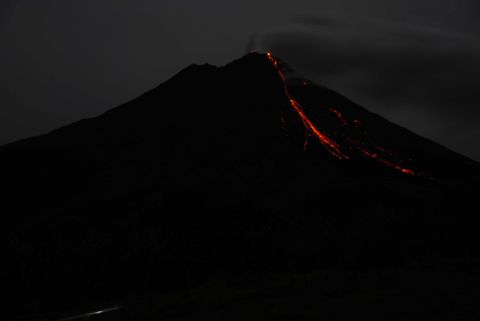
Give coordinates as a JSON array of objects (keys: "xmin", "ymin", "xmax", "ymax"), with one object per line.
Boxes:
[{"xmin": 266, "ymin": 52, "xmax": 418, "ymax": 176}]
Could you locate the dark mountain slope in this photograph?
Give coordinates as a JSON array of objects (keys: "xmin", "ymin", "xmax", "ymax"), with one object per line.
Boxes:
[{"xmin": 1, "ymin": 53, "xmax": 479, "ymax": 319}]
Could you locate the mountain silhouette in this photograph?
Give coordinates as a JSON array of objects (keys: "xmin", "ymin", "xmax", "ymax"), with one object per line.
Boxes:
[{"xmin": 2, "ymin": 53, "xmax": 479, "ymax": 320}]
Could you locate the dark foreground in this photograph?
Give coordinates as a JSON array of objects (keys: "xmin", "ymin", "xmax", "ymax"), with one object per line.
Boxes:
[{"xmin": 17, "ymin": 261, "xmax": 480, "ymax": 321}]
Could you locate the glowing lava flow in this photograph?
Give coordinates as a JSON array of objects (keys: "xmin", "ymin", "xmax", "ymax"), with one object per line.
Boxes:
[
  {"xmin": 326, "ymin": 105, "xmax": 348, "ymax": 127},
  {"xmin": 289, "ymin": 98, "xmax": 348, "ymax": 159},
  {"xmin": 359, "ymin": 149, "xmax": 416, "ymax": 175},
  {"xmin": 267, "ymin": 52, "xmax": 349, "ymax": 160},
  {"xmin": 266, "ymin": 52, "xmax": 419, "ymax": 176}
]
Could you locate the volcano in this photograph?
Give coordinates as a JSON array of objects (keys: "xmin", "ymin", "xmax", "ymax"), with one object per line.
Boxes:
[{"xmin": 2, "ymin": 53, "xmax": 480, "ymax": 320}]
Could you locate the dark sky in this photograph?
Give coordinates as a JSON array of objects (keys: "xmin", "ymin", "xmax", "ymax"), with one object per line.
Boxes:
[{"xmin": 1, "ymin": 0, "xmax": 479, "ymax": 160}]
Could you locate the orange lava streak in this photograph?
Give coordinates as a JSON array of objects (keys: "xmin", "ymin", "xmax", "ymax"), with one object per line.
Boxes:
[
  {"xmin": 267, "ymin": 52, "xmax": 349, "ymax": 160},
  {"xmin": 266, "ymin": 51, "xmax": 419, "ymax": 176},
  {"xmin": 327, "ymin": 106, "xmax": 348, "ymax": 126},
  {"xmin": 359, "ymin": 149, "xmax": 416, "ymax": 176},
  {"xmin": 290, "ymin": 99, "xmax": 348, "ymax": 159}
]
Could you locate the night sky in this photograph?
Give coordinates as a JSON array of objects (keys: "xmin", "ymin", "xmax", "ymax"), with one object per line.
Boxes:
[{"xmin": 1, "ymin": 0, "xmax": 479, "ymax": 160}]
